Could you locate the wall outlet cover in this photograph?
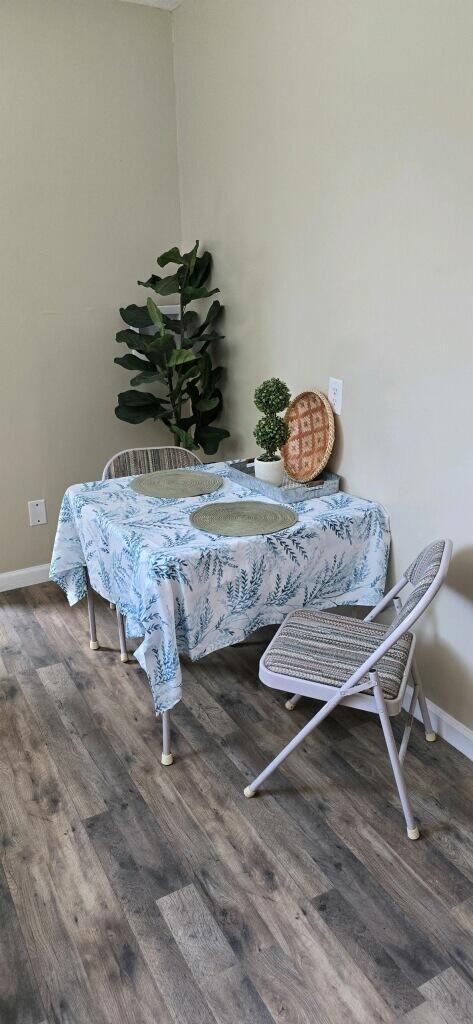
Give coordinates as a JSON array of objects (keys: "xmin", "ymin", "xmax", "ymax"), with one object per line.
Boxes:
[
  {"xmin": 28, "ymin": 499, "xmax": 47, "ymax": 526},
  {"xmin": 328, "ymin": 377, "xmax": 343, "ymax": 415}
]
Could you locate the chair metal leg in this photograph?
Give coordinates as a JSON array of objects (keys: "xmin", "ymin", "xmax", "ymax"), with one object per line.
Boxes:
[
  {"xmin": 372, "ymin": 673, "xmax": 419, "ymax": 840},
  {"xmin": 412, "ymin": 658, "xmax": 436, "ymax": 741},
  {"xmin": 86, "ymin": 578, "xmax": 99, "ymax": 650},
  {"xmin": 399, "ymin": 684, "xmax": 419, "ymax": 764},
  {"xmin": 161, "ymin": 710, "xmax": 173, "ymax": 765},
  {"xmin": 285, "ymin": 693, "xmax": 302, "ymax": 711},
  {"xmin": 116, "ymin": 609, "xmax": 128, "ymax": 663},
  {"xmin": 244, "ymin": 691, "xmax": 342, "ymax": 797}
]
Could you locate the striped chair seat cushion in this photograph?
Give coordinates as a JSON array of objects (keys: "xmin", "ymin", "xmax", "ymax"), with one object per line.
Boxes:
[{"xmin": 263, "ymin": 609, "xmax": 413, "ymax": 700}]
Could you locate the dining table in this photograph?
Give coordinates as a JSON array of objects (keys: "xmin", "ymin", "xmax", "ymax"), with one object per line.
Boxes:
[{"xmin": 50, "ymin": 461, "xmax": 390, "ymax": 758}]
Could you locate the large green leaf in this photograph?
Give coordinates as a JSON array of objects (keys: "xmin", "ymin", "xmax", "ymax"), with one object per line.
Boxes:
[
  {"xmin": 194, "ymin": 424, "xmax": 230, "ymax": 455},
  {"xmin": 182, "ymin": 240, "xmax": 199, "ymax": 273},
  {"xmin": 117, "ymin": 390, "xmax": 158, "ymax": 406},
  {"xmin": 190, "ymin": 331, "xmax": 225, "ymax": 353},
  {"xmin": 189, "ymin": 251, "xmax": 211, "ymax": 288},
  {"xmin": 116, "ymin": 328, "xmax": 153, "ymax": 351},
  {"xmin": 146, "ymin": 297, "xmax": 165, "ymax": 330},
  {"xmin": 195, "ymin": 396, "xmax": 220, "ymax": 413},
  {"xmin": 138, "ymin": 274, "xmax": 180, "ymax": 296},
  {"xmin": 168, "ymin": 348, "xmax": 198, "ymax": 367},
  {"xmin": 156, "ymin": 246, "xmax": 185, "ymax": 268},
  {"xmin": 114, "ymin": 354, "xmax": 150, "ymax": 372},
  {"xmin": 196, "ymin": 299, "xmax": 223, "ymax": 335},
  {"xmin": 181, "ymin": 285, "xmax": 219, "ymax": 304},
  {"xmin": 129, "ymin": 370, "xmax": 165, "ymax": 386},
  {"xmin": 170, "ymin": 363, "xmax": 201, "ymax": 403},
  {"xmin": 146, "ymin": 333, "xmax": 176, "ymax": 368},
  {"xmin": 115, "ymin": 390, "xmax": 164, "ymax": 424},
  {"xmin": 137, "ymin": 274, "xmax": 162, "ymax": 290},
  {"xmin": 120, "ymin": 304, "xmax": 152, "ymax": 329},
  {"xmin": 182, "ymin": 310, "xmax": 200, "ymax": 335},
  {"xmin": 199, "ymin": 389, "xmax": 223, "ymax": 425}
]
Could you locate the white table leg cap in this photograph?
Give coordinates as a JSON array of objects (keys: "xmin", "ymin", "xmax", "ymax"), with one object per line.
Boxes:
[
  {"xmin": 425, "ymin": 732, "xmax": 437, "ymax": 742},
  {"xmin": 407, "ymin": 826, "xmax": 420, "ymax": 840},
  {"xmin": 244, "ymin": 785, "xmax": 255, "ymax": 798},
  {"xmin": 89, "ymin": 641, "xmax": 99, "ymax": 651},
  {"xmin": 161, "ymin": 752, "xmax": 174, "ymax": 766},
  {"xmin": 120, "ymin": 653, "xmax": 129, "ymax": 663}
]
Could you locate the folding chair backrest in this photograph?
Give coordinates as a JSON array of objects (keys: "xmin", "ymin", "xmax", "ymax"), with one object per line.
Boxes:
[
  {"xmin": 387, "ymin": 540, "xmax": 450, "ymax": 636},
  {"xmin": 102, "ymin": 446, "xmax": 201, "ymax": 480}
]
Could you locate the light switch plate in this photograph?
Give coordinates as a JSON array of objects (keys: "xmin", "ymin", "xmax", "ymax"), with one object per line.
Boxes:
[
  {"xmin": 28, "ymin": 499, "xmax": 47, "ymax": 526},
  {"xmin": 328, "ymin": 377, "xmax": 343, "ymax": 415}
]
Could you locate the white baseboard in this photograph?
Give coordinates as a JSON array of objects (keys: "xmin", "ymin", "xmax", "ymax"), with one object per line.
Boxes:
[
  {"xmin": 0, "ymin": 563, "xmax": 50, "ymax": 593},
  {"xmin": 405, "ymin": 683, "xmax": 473, "ymax": 763}
]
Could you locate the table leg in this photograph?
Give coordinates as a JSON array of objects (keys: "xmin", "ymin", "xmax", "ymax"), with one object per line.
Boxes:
[
  {"xmin": 86, "ymin": 576, "xmax": 99, "ymax": 651},
  {"xmin": 116, "ymin": 609, "xmax": 128, "ymax": 663},
  {"xmin": 161, "ymin": 710, "xmax": 173, "ymax": 765}
]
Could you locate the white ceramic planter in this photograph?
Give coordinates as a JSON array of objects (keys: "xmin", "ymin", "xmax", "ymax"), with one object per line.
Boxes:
[{"xmin": 254, "ymin": 456, "xmax": 284, "ymax": 486}]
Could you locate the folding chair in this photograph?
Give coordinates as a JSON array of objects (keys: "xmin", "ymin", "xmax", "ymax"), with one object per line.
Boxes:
[
  {"xmin": 243, "ymin": 539, "xmax": 452, "ymax": 840},
  {"xmin": 86, "ymin": 446, "xmax": 201, "ymax": 659}
]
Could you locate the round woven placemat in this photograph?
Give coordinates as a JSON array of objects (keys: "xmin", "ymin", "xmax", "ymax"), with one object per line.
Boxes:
[
  {"xmin": 282, "ymin": 390, "xmax": 335, "ymax": 482},
  {"xmin": 190, "ymin": 500, "xmax": 298, "ymax": 537},
  {"xmin": 130, "ymin": 470, "xmax": 222, "ymax": 499}
]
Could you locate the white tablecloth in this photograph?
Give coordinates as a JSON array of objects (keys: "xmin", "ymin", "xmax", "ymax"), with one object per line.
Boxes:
[{"xmin": 50, "ymin": 463, "xmax": 390, "ymax": 713}]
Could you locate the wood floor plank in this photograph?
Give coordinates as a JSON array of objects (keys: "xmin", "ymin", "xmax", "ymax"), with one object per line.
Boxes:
[
  {"xmin": 16, "ymin": 667, "xmax": 108, "ymax": 819},
  {"xmin": 0, "ymin": 860, "xmax": 46, "ymax": 1024},
  {"xmin": 158, "ymin": 883, "xmax": 276, "ymax": 1024},
  {"xmin": 400, "ymin": 1002, "xmax": 448, "ymax": 1023},
  {"xmin": 312, "ymin": 888, "xmax": 423, "ymax": 1016},
  {"xmin": 244, "ymin": 943, "xmax": 330, "ymax": 1024},
  {"xmin": 86, "ymin": 809, "xmax": 217, "ymax": 1024},
  {"xmin": 419, "ymin": 966, "xmax": 473, "ymax": 1023}
]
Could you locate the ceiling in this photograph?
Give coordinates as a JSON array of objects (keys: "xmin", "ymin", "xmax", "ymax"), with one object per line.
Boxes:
[{"xmin": 118, "ymin": 0, "xmax": 184, "ymax": 10}]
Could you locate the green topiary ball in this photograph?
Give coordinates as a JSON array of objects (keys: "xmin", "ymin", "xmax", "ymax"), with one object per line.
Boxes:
[
  {"xmin": 253, "ymin": 414, "xmax": 290, "ymax": 460},
  {"xmin": 254, "ymin": 377, "xmax": 291, "ymax": 415}
]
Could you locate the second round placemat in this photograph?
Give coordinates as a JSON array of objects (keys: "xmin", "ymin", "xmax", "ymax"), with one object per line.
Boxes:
[
  {"xmin": 190, "ymin": 500, "xmax": 298, "ymax": 537},
  {"xmin": 130, "ymin": 469, "xmax": 223, "ymax": 499}
]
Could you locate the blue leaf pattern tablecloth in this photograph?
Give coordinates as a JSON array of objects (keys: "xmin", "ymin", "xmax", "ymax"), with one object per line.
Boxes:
[{"xmin": 50, "ymin": 463, "xmax": 390, "ymax": 714}]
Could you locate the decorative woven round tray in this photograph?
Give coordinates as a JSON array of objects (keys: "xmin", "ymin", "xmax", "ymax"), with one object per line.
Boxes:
[
  {"xmin": 130, "ymin": 470, "xmax": 222, "ymax": 499},
  {"xmin": 190, "ymin": 501, "xmax": 298, "ymax": 537},
  {"xmin": 282, "ymin": 390, "xmax": 335, "ymax": 482}
]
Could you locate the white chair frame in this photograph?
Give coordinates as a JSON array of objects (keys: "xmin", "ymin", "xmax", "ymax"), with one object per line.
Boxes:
[{"xmin": 243, "ymin": 540, "xmax": 453, "ymax": 840}]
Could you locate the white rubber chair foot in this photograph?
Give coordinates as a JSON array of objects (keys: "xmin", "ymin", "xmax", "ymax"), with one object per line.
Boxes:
[
  {"xmin": 89, "ymin": 640, "xmax": 99, "ymax": 650},
  {"xmin": 407, "ymin": 826, "xmax": 420, "ymax": 840},
  {"xmin": 120, "ymin": 653, "xmax": 129, "ymax": 663},
  {"xmin": 110, "ymin": 602, "xmax": 115, "ymax": 610},
  {"xmin": 161, "ymin": 752, "xmax": 174, "ymax": 766},
  {"xmin": 244, "ymin": 785, "xmax": 255, "ymax": 798},
  {"xmin": 425, "ymin": 732, "xmax": 437, "ymax": 742},
  {"xmin": 285, "ymin": 699, "xmax": 296, "ymax": 711}
]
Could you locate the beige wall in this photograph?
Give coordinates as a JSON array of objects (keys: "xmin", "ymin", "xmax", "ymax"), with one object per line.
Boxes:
[
  {"xmin": 0, "ymin": 0, "xmax": 180, "ymax": 572},
  {"xmin": 173, "ymin": 0, "xmax": 473, "ymax": 725}
]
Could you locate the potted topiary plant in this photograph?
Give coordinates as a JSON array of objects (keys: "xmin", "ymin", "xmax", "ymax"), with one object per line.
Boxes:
[{"xmin": 253, "ymin": 377, "xmax": 291, "ymax": 485}]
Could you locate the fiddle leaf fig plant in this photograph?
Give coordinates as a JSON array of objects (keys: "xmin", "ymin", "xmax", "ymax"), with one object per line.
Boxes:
[{"xmin": 114, "ymin": 241, "xmax": 230, "ymax": 455}]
